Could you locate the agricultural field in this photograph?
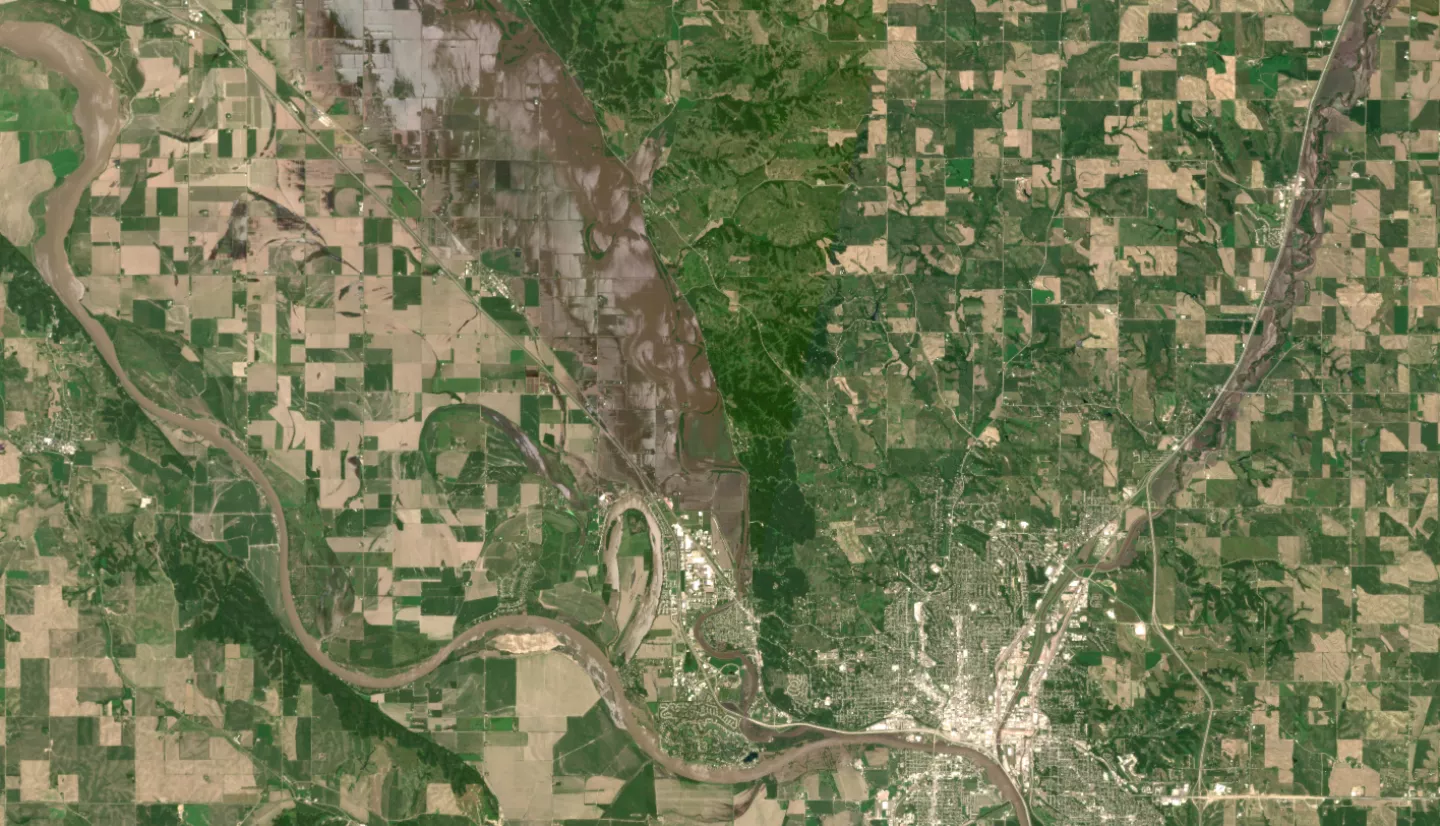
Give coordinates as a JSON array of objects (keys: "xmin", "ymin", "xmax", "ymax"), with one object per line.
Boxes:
[{"xmin": 0, "ymin": 0, "xmax": 1437, "ymax": 823}]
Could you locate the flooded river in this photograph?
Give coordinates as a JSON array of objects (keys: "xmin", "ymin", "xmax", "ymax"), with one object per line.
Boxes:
[{"xmin": 2, "ymin": 20, "xmax": 1028, "ymax": 825}]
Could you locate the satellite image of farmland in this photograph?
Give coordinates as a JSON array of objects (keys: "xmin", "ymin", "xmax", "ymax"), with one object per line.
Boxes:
[{"xmin": 0, "ymin": 0, "xmax": 1434, "ymax": 822}]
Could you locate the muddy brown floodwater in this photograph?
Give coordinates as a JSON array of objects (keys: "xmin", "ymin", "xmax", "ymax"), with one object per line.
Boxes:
[
  {"xmin": 474, "ymin": 16, "xmax": 753, "ymax": 580},
  {"xmin": 3, "ymin": 20, "xmax": 1031, "ymax": 826},
  {"xmin": 599, "ymin": 493, "xmax": 666, "ymax": 661}
]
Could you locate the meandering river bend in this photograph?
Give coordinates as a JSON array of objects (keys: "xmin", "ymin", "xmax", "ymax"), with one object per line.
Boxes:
[{"xmin": 0, "ymin": 20, "xmax": 1029, "ymax": 824}]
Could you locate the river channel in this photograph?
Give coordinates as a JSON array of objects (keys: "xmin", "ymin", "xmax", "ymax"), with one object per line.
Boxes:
[{"xmin": 0, "ymin": 20, "xmax": 1029, "ymax": 825}]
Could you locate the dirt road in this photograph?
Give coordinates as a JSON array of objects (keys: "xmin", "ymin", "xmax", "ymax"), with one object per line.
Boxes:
[{"xmin": 3, "ymin": 19, "xmax": 1031, "ymax": 825}]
